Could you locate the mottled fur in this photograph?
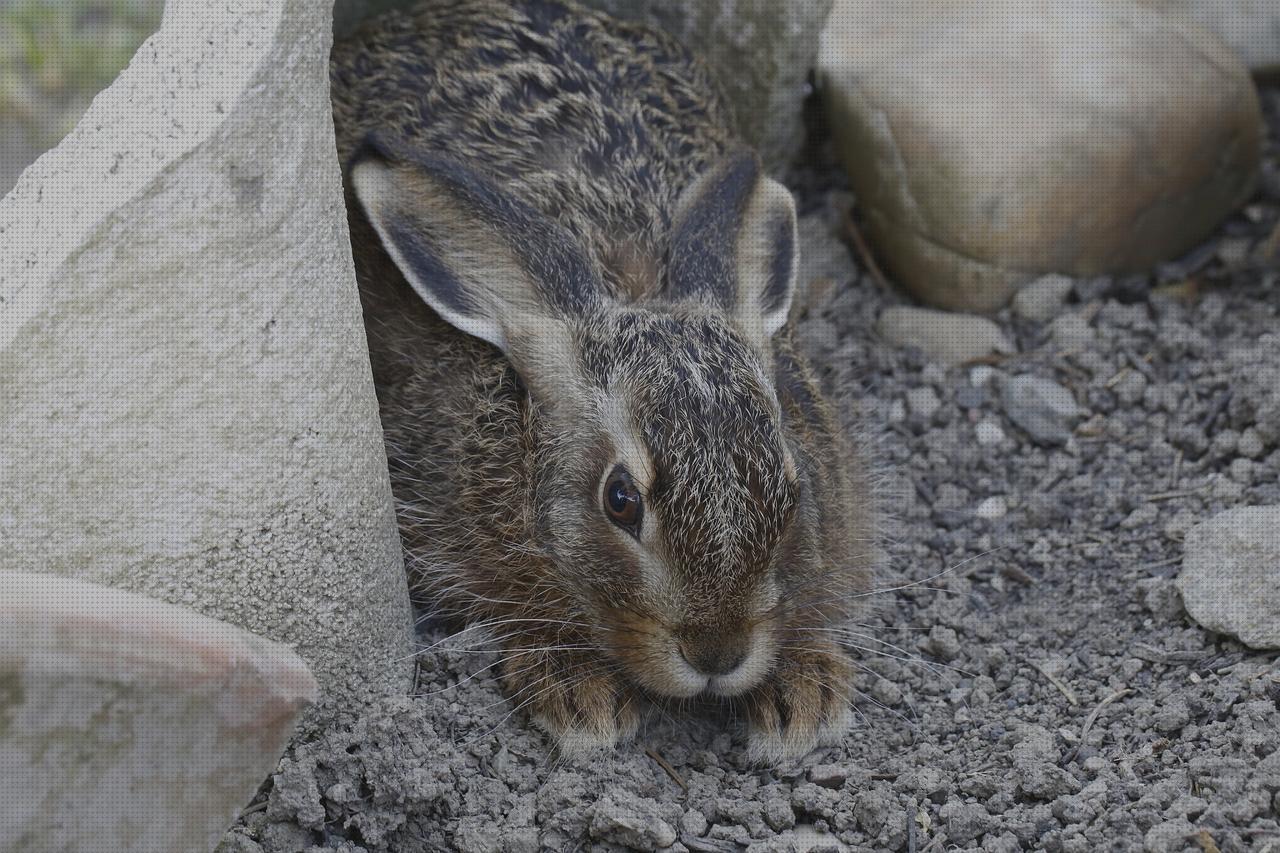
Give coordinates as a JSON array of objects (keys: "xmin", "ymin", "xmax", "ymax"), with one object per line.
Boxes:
[{"xmin": 331, "ymin": 0, "xmax": 876, "ymax": 762}]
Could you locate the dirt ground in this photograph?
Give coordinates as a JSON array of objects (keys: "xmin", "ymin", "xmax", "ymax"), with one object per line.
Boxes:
[{"xmin": 220, "ymin": 84, "xmax": 1280, "ymax": 853}]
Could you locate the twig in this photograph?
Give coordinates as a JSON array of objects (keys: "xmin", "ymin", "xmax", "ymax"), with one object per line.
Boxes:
[
  {"xmin": 1200, "ymin": 390, "xmax": 1232, "ymax": 433},
  {"xmin": 645, "ymin": 747, "xmax": 688, "ymax": 792},
  {"xmin": 1196, "ymin": 828, "xmax": 1222, "ymax": 853},
  {"xmin": 840, "ymin": 206, "xmax": 891, "ymax": 293},
  {"xmin": 1144, "ymin": 485, "xmax": 1210, "ymax": 502},
  {"xmin": 239, "ymin": 799, "xmax": 269, "ymax": 817},
  {"xmin": 1032, "ymin": 660, "xmax": 1079, "ymax": 706},
  {"xmin": 1062, "ymin": 687, "xmax": 1131, "ymax": 765}
]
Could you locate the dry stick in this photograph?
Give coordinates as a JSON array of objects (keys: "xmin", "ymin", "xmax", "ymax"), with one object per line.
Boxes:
[
  {"xmin": 1032, "ymin": 660, "xmax": 1079, "ymax": 706},
  {"xmin": 1196, "ymin": 828, "xmax": 1223, "ymax": 853},
  {"xmin": 645, "ymin": 747, "xmax": 688, "ymax": 793},
  {"xmin": 1144, "ymin": 484, "xmax": 1211, "ymax": 502},
  {"xmin": 1063, "ymin": 687, "xmax": 1132, "ymax": 765},
  {"xmin": 840, "ymin": 207, "xmax": 891, "ymax": 292}
]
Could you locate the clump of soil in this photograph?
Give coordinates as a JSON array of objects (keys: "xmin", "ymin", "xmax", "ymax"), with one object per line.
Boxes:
[{"xmin": 221, "ymin": 85, "xmax": 1280, "ymax": 853}]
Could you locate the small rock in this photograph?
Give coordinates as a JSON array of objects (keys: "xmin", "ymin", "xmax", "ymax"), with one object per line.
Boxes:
[
  {"xmin": 1153, "ymin": 698, "xmax": 1192, "ymax": 732},
  {"xmin": 1177, "ymin": 505, "xmax": 1280, "ymax": 648},
  {"xmin": 589, "ymin": 791, "xmax": 678, "ymax": 851},
  {"xmin": 975, "ymin": 419, "xmax": 1007, "ymax": 446},
  {"xmin": 969, "ymin": 365, "xmax": 997, "ymax": 386},
  {"xmin": 1002, "ymin": 375, "xmax": 1086, "ymax": 446},
  {"xmin": 954, "ymin": 382, "xmax": 987, "ymax": 409},
  {"xmin": 976, "ymin": 496, "xmax": 1008, "ymax": 519},
  {"xmin": 1121, "ymin": 504, "xmax": 1158, "ymax": 529},
  {"xmin": 1013, "ymin": 274, "xmax": 1076, "ymax": 321},
  {"xmin": 1049, "ymin": 314, "xmax": 1096, "ymax": 350},
  {"xmin": 1143, "ymin": 818, "xmax": 1197, "ymax": 853},
  {"xmin": 906, "ymin": 386, "xmax": 942, "ymax": 419},
  {"xmin": 807, "ymin": 764, "xmax": 848, "ymax": 789},
  {"xmin": 875, "ymin": 305, "xmax": 1015, "ymax": 366},
  {"xmin": 927, "ymin": 625, "xmax": 962, "ymax": 661},
  {"xmin": 680, "ymin": 810, "xmax": 709, "ymax": 838},
  {"xmin": 762, "ymin": 797, "xmax": 797, "ymax": 832},
  {"xmin": 939, "ymin": 801, "xmax": 996, "ymax": 845},
  {"xmin": 1238, "ymin": 427, "xmax": 1265, "ymax": 459}
]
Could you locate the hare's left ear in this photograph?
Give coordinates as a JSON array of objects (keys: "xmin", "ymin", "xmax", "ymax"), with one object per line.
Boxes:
[{"xmin": 667, "ymin": 148, "xmax": 798, "ymax": 351}]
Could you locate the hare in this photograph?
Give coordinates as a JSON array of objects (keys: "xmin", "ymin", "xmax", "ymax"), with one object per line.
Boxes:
[{"xmin": 331, "ymin": 0, "xmax": 876, "ymax": 763}]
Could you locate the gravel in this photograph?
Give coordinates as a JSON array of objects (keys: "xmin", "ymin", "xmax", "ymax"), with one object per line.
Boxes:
[{"xmin": 221, "ymin": 84, "xmax": 1280, "ymax": 853}]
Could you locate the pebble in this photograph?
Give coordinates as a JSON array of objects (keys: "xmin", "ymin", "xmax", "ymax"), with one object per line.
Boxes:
[
  {"xmin": 975, "ymin": 420, "xmax": 1007, "ymax": 446},
  {"xmin": 976, "ymin": 496, "xmax": 1008, "ymax": 519},
  {"xmin": 1013, "ymin": 274, "xmax": 1075, "ymax": 322},
  {"xmin": 875, "ymin": 306, "xmax": 1015, "ymax": 366},
  {"xmin": 1049, "ymin": 314, "xmax": 1096, "ymax": 350},
  {"xmin": 1238, "ymin": 427, "xmax": 1265, "ymax": 459},
  {"xmin": 807, "ymin": 765, "xmax": 848, "ymax": 789},
  {"xmin": 1002, "ymin": 375, "xmax": 1086, "ymax": 447},
  {"xmin": 906, "ymin": 386, "xmax": 941, "ymax": 419},
  {"xmin": 969, "ymin": 365, "xmax": 997, "ymax": 386}
]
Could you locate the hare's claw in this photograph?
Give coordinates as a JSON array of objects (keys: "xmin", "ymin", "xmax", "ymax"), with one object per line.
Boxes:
[
  {"xmin": 744, "ymin": 642, "xmax": 853, "ymax": 765},
  {"xmin": 501, "ymin": 647, "xmax": 639, "ymax": 758}
]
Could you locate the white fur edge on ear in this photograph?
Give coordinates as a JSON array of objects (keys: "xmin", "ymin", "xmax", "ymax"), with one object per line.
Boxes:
[
  {"xmin": 350, "ymin": 156, "xmax": 512, "ymax": 351},
  {"xmin": 735, "ymin": 175, "xmax": 798, "ymax": 341}
]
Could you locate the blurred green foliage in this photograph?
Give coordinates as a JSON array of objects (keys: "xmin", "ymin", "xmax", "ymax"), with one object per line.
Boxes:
[{"xmin": 0, "ymin": 0, "xmax": 162, "ymax": 190}]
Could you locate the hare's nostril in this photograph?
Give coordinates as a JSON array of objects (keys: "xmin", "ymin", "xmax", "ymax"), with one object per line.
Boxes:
[{"xmin": 678, "ymin": 638, "xmax": 748, "ymax": 677}]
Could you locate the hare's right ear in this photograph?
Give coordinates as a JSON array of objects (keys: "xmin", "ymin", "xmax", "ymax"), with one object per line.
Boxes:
[{"xmin": 348, "ymin": 133, "xmax": 602, "ymax": 354}]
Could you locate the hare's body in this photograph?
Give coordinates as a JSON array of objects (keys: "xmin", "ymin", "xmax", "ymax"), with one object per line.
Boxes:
[{"xmin": 332, "ymin": 0, "xmax": 876, "ymax": 763}]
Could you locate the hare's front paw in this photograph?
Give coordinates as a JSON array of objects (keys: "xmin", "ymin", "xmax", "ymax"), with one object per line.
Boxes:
[
  {"xmin": 501, "ymin": 646, "xmax": 640, "ymax": 758},
  {"xmin": 744, "ymin": 641, "xmax": 853, "ymax": 765}
]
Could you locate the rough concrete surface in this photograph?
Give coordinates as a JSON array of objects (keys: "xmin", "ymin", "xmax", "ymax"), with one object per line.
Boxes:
[
  {"xmin": 1, "ymin": 571, "xmax": 316, "ymax": 853},
  {"xmin": 0, "ymin": 0, "xmax": 414, "ymax": 724},
  {"xmin": 220, "ymin": 77, "xmax": 1280, "ymax": 853}
]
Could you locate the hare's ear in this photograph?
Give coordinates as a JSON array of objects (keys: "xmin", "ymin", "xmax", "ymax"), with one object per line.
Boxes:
[
  {"xmin": 667, "ymin": 148, "xmax": 798, "ymax": 349},
  {"xmin": 348, "ymin": 133, "xmax": 601, "ymax": 354}
]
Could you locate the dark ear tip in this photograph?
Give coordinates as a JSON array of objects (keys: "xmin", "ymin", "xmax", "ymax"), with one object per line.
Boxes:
[{"xmin": 347, "ymin": 130, "xmax": 398, "ymax": 174}]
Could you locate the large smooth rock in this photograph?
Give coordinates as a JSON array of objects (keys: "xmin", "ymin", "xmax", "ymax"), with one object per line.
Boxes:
[
  {"xmin": 1, "ymin": 571, "xmax": 316, "ymax": 853},
  {"xmin": 334, "ymin": 0, "xmax": 833, "ymax": 172},
  {"xmin": 818, "ymin": 0, "xmax": 1263, "ymax": 313},
  {"xmin": 1144, "ymin": 0, "xmax": 1280, "ymax": 73},
  {"xmin": 1178, "ymin": 506, "xmax": 1280, "ymax": 649},
  {"xmin": 0, "ymin": 0, "xmax": 414, "ymax": 724}
]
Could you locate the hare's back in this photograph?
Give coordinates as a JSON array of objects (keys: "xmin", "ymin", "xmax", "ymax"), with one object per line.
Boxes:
[{"xmin": 330, "ymin": 0, "xmax": 732, "ymax": 249}]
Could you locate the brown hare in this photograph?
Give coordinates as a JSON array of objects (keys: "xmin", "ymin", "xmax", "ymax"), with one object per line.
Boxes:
[{"xmin": 331, "ymin": 0, "xmax": 876, "ymax": 763}]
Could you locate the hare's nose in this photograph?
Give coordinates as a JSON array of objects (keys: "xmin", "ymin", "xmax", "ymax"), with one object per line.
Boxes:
[{"xmin": 677, "ymin": 635, "xmax": 748, "ymax": 677}]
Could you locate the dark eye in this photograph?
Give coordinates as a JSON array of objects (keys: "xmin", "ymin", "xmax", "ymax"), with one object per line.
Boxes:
[{"xmin": 602, "ymin": 466, "xmax": 643, "ymax": 532}]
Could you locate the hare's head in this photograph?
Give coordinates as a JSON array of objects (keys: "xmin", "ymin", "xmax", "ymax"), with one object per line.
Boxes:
[{"xmin": 351, "ymin": 135, "xmax": 846, "ymax": 700}]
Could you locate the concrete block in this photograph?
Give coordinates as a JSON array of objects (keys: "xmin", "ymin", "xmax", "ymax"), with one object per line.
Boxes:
[{"xmin": 0, "ymin": 0, "xmax": 414, "ymax": 724}]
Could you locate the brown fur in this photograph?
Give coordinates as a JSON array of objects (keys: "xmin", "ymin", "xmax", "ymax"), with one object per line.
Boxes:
[{"xmin": 331, "ymin": 0, "xmax": 876, "ymax": 763}]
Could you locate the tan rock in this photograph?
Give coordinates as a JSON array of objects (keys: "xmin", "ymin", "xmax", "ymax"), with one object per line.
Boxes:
[
  {"xmin": 1143, "ymin": 0, "xmax": 1280, "ymax": 73},
  {"xmin": 875, "ymin": 305, "xmax": 1015, "ymax": 366},
  {"xmin": 0, "ymin": 571, "xmax": 316, "ymax": 853},
  {"xmin": 818, "ymin": 0, "xmax": 1262, "ymax": 313}
]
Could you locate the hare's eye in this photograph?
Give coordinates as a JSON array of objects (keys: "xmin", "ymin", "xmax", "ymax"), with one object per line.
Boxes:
[{"xmin": 603, "ymin": 466, "xmax": 643, "ymax": 532}]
